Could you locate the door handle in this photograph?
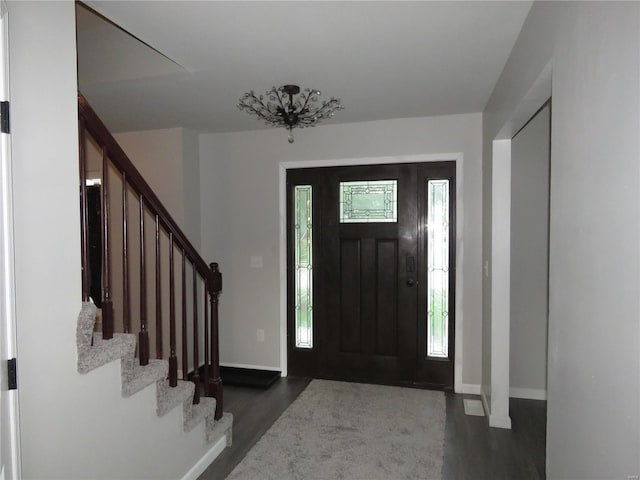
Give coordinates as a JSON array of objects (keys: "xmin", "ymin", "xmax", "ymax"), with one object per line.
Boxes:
[{"xmin": 406, "ymin": 278, "xmax": 417, "ymax": 287}]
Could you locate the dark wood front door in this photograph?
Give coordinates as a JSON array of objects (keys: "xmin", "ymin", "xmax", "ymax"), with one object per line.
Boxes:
[{"xmin": 287, "ymin": 162, "xmax": 455, "ymax": 389}]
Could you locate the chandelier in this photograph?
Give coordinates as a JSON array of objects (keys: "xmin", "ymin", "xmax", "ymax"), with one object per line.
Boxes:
[{"xmin": 237, "ymin": 85, "xmax": 344, "ymax": 143}]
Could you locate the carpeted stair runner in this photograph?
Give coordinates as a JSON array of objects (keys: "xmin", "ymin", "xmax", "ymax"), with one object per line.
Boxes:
[{"xmin": 76, "ymin": 301, "xmax": 232, "ymax": 448}]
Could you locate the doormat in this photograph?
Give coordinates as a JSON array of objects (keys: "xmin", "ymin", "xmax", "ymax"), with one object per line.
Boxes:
[
  {"xmin": 227, "ymin": 379, "xmax": 445, "ymax": 480},
  {"xmin": 220, "ymin": 366, "xmax": 280, "ymax": 389},
  {"xmin": 463, "ymin": 398, "xmax": 485, "ymax": 416}
]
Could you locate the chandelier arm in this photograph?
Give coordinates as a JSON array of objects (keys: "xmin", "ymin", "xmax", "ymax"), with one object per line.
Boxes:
[
  {"xmin": 241, "ymin": 100, "xmax": 268, "ymax": 117},
  {"xmin": 240, "ymin": 92, "xmax": 280, "ymax": 121},
  {"xmin": 239, "ymin": 95, "xmax": 265, "ymax": 111},
  {"xmin": 275, "ymin": 89, "xmax": 288, "ymax": 113},
  {"xmin": 243, "ymin": 102, "xmax": 277, "ymax": 122},
  {"xmin": 312, "ymin": 100, "xmax": 342, "ymax": 119},
  {"xmin": 306, "ymin": 107, "xmax": 332, "ymax": 121},
  {"xmin": 299, "ymin": 90, "xmax": 316, "ymax": 112}
]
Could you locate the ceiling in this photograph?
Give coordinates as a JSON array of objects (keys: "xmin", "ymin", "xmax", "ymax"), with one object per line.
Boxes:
[{"xmin": 78, "ymin": 1, "xmax": 532, "ymax": 134}]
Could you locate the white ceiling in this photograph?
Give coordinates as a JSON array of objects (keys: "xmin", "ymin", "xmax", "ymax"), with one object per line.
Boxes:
[{"xmin": 79, "ymin": 1, "xmax": 532, "ymax": 134}]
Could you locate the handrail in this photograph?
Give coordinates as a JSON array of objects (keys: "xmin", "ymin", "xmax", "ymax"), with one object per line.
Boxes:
[
  {"xmin": 78, "ymin": 92, "xmax": 222, "ymax": 419},
  {"xmin": 78, "ymin": 94, "xmax": 212, "ymax": 279}
]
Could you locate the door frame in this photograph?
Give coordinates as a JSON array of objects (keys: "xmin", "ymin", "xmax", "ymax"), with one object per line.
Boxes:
[
  {"xmin": 278, "ymin": 152, "xmax": 465, "ymax": 393},
  {"xmin": 484, "ymin": 61, "xmax": 552, "ymax": 429},
  {"xmin": 0, "ymin": 1, "xmax": 22, "ymax": 477}
]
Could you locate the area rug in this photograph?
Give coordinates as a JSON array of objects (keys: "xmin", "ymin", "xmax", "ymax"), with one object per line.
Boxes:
[{"xmin": 226, "ymin": 379, "xmax": 445, "ymax": 480}]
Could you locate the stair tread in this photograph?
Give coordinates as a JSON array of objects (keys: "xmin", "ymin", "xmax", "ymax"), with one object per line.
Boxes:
[
  {"xmin": 185, "ymin": 397, "xmax": 216, "ymax": 433},
  {"xmin": 207, "ymin": 412, "xmax": 233, "ymax": 446},
  {"xmin": 76, "ymin": 302, "xmax": 98, "ymax": 353},
  {"xmin": 122, "ymin": 359, "xmax": 168, "ymax": 397},
  {"xmin": 78, "ymin": 332, "xmax": 136, "ymax": 374},
  {"xmin": 157, "ymin": 380, "xmax": 195, "ymax": 417}
]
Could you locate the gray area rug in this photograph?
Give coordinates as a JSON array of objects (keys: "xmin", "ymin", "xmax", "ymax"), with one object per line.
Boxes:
[{"xmin": 227, "ymin": 379, "xmax": 445, "ymax": 480}]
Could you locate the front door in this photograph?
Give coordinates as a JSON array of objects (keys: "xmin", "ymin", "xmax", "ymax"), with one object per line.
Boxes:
[{"xmin": 287, "ymin": 162, "xmax": 455, "ymax": 388}]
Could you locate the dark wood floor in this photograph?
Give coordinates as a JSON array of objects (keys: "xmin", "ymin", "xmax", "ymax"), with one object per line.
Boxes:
[
  {"xmin": 443, "ymin": 394, "xmax": 546, "ymax": 480},
  {"xmin": 198, "ymin": 377, "xmax": 546, "ymax": 480}
]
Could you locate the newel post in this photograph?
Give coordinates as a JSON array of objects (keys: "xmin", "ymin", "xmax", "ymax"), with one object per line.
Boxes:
[{"xmin": 207, "ymin": 262, "xmax": 223, "ymax": 420}]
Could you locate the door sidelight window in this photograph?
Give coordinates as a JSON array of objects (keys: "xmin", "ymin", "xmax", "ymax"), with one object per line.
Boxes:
[
  {"xmin": 294, "ymin": 185, "xmax": 313, "ymax": 348},
  {"xmin": 427, "ymin": 179, "xmax": 450, "ymax": 358}
]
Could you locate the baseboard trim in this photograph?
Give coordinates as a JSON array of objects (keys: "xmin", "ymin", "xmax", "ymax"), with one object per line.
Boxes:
[
  {"xmin": 181, "ymin": 436, "xmax": 227, "ymax": 480},
  {"xmin": 481, "ymin": 386, "xmax": 512, "ymax": 429},
  {"xmin": 480, "ymin": 387, "xmax": 491, "ymax": 418},
  {"xmin": 509, "ymin": 387, "xmax": 547, "ymax": 400},
  {"xmin": 220, "ymin": 362, "xmax": 281, "ymax": 372},
  {"xmin": 461, "ymin": 383, "xmax": 481, "ymax": 395},
  {"xmin": 489, "ymin": 414, "xmax": 512, "ymax": 429}
]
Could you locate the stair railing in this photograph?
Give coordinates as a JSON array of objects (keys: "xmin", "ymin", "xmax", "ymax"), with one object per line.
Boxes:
[{"xmin": 78, "ymin": 93, "xmax": 223, "ymax": 418}]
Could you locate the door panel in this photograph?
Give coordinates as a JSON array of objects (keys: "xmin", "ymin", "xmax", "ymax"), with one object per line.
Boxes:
[
  {"xmin": 375, "ymin": 239, "xmax": 398, "ymax": 357},
  {"xmin": 339, "ymin": 238, "xmax": 361, "ymax": 353},
  {"xmin": 287, "ymin": 162, "xmax": 455, "ymax": 389}
]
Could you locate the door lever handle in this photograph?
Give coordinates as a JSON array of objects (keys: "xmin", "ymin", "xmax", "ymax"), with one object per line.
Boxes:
[{"xmin": 406, "ymin": 278, "xmax": 417, "ymax": 287}]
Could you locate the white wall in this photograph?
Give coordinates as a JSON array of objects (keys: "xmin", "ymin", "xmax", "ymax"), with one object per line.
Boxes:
[
  {"xmin": 9, "ymin": 3, "xmax": 220, "ymax": 478},
  {"xmin": 182, "ymin": 128, "xmax": 201, "ymax": 249},
  {"xmin": 510, "ymin": 105, "xmax": 549, "ymax": 398},
  {"xmin": 9, "ymin": 1, "xmax": 82, "ymax": 475},
  {"xmin": 199, "ymin": 113, "xmax": 484, "ymax": 387},
  {"xmin": 483, "ymin": 2, "xmax": 640, "ymax": 478},
  {"xmin": 115, "ymin": 128, "xmax": 186, "ymax": 228},
  {"xmin": 114, "ymin": 127, "xmax": 201, "ymax": 247}
]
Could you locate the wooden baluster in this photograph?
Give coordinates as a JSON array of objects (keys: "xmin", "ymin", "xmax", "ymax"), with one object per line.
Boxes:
[
  {"xmin": 101, "ymin": 147, "xmax": 114, "ymax": 340},
  {"xmin": 122, "ymin": 172, "xmax": 130, "ymax": 333},
  {"xmin": 139, "ymin": 195, "xmax": 149, "ymax": 365},
  {"xmin": 192, "ymin": 265, "xmax": 200, "ymax": 404},
  {"xmin": 208, "ymin": 263, "xmax": 223, "ymax": 419},
  {"xmin": 181, "ymin": 252, "xmax": 188, "ymax": 380},
  {"xmin": 203, "ymin": 279, "xmax": 210, "ymax": 395},
  {"xmin": 168, "ymin": 233, "xmax": 177, "ymax": 387},
  {"xmin": 78, "ymin": 117, "xmax": 91, "ymax": 302},
  {"xmin": 155, "ymin": 215, "xmax": 162, "ymax": 359}
]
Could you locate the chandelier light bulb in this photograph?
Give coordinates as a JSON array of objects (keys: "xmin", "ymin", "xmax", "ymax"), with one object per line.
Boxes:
[{"xmin": 238, "ymin": 85, "xmax": 343, "ymax": 143}]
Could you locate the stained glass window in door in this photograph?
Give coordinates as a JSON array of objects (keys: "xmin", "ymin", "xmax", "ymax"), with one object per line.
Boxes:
[
  {"xmin": 427, "ymin": 179, "xmax": 450, "ymax": 358},
  {"xmin": 339, "ymin": 180, "xmax": 397, "ymax": 223},
  {"xmin": 294, "ymin": 185, "xmax": 313, "ymax": 348}
]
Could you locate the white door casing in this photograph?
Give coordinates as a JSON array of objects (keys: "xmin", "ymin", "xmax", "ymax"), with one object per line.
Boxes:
[
  {"xmin": 0, "ymin": 2, "xmax": 21, "ymax": 478},
  {"xmin": 484, "ymin": 61, "xmax": 552, "ymax": 429},
  {"xmin": 278, "ymin": 152, "xmax": 465, "ymax": 394}
]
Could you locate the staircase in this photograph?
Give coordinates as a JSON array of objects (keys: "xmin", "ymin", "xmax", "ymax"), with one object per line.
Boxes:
[
  {"xmin": 76, "ymin": 301, "xmax": 232, "ymax": 448},
  {"xmin": 75, "ymin": 92, "xmax": 232, "ymax": 477}
]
